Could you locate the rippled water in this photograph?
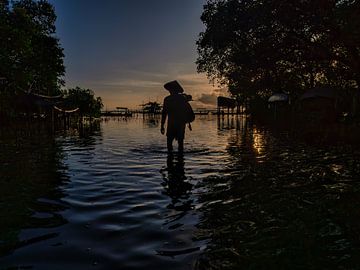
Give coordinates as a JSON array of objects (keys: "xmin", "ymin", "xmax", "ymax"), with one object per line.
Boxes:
[{"xmin": 1, "ymin": 116, "xmax": 360, "ymax": 269}]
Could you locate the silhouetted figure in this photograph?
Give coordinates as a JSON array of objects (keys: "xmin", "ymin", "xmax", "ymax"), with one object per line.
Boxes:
[{"xmin": 161, "ymin": 80, "xmax": 194, "ymax": 153}]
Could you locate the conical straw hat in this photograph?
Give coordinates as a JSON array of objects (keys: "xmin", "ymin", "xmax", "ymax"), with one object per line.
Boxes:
[{"xmin": 163, "ymin": 80, "xmax": 184, "ymax": 93}]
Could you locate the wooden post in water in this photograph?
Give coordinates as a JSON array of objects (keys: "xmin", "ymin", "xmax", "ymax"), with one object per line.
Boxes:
[
  {"xmin": 51, "ymin": 107, "xmax": 55, "ymax": 132},
  {"xmin": 63, "ymin": 111, "xmax": 66, "ymax": 129},
  {"xmin": 67, "ymin": 113, "xmax": 70, "ymax": 127}
]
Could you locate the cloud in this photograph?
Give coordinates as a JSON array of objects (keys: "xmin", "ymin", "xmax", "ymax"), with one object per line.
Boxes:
[
  {"xmin": 196, "ymin": 93, "xmax": 218, "ymax": 105},
  {"xmin": 177, "ymin": 73, "xmax": 209, "ymax": 85},
  {"xmin": 115, "ymin": 69, "xmax": 168, "ymax": 79},
  {"xmin": 103, "ymin": 79, "xmax": 163, "ymax": 88},
  {"xmin": 213, "ymin": 87, "xmax": 228, "ymax": 96}
]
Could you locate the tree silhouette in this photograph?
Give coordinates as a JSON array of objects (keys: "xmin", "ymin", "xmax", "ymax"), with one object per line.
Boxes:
[
  {"xmin": 0, "ymin": 0, "xmax": 65, "ymax": 95},
  {"xmin": 197, "ymin": 0, "xmax": 360, "ymax": 102},
  {"xmin": 63, "ymin": 87, "xmax": 103, "ymax": 117},
  {"xmin": 0, "ymin": 0, "xmax": 65, "ymax": 116},
  {"xmin": 142, "ymin": 101, "xmax": 162, "ymax": 114}
]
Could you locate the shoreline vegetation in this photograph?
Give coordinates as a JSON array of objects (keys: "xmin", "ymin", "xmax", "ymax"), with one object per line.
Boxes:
[
  {"xmin": 196, "ymin": 0, "xmax": 360, "ymax": 126},
  {"xmin": 0, "ymin": 0, "xmax": 103, "ymax": 125}
]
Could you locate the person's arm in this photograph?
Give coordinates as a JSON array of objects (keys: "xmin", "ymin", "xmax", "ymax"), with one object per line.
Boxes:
[{"xmin": 161, "ymin": 99, "xmax": 167, "ymax": 134}]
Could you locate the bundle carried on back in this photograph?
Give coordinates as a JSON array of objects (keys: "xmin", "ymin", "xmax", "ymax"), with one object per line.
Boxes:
[{"xmin": 181, "ymin": 93, "xmax": 195, "ymax": 129}]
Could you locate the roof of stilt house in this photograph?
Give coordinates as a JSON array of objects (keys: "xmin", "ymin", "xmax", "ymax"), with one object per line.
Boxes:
[
  {"xmin": 31, "ymin": 92, "xmax": 63, "ymax": 99},
  {"xmin": 17, "ymin": 90, "xmax": 79, "ymax": 113},
  {"xmin": 300, "ymin": 87, "xmax": 340, "ymax": 101},
  {"xmin": 17, "ymin": 92, "xmax": 57, "ymax": 109},
  {"xmin": 53, "ymin": 106, "xmax": 79, "ymax": 113},
  {"xmin": 268, "ymin": 93, "xmax": 289, "ymax": 103}
]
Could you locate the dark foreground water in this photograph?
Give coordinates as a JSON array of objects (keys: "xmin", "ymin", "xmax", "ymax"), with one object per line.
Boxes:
[{"xmin": 1, "ymin": 116, "xmax": 360, "ymax": 270}]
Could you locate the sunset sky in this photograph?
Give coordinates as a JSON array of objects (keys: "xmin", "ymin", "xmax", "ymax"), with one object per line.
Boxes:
[{"xmin": 49, "ymin": 0, "xmax": 225, "ymax": 110}]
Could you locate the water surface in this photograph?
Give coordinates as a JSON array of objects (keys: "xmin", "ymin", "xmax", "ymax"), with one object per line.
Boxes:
[{"xmin": 1, "ymin": 116, "xmax": 360, "ymax": 269}]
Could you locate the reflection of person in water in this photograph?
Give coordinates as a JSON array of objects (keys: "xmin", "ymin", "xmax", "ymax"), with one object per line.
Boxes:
[
  {"xmin": 161, "ymin": 80, "xmax": 194, "ymax": 153},
  {"xmin": 161, "ymin": 154, "xmax": 193, "ymax": 211}
]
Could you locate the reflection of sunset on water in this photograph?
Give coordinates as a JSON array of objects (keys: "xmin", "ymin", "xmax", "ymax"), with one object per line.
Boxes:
[{"xmin": 252, "ymin": 128, "xmax": 265, "ymax": 155}]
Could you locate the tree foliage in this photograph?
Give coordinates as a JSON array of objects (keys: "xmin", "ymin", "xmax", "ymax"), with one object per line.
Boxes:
[
  {"xmin": 197, "ymin": 0, "xmax": 360, "ymax": 100},
  {"xmin": 63, "ymin": 87, "xmax": 103, "ymax": 117},
  {"xmin": 0, "ymin": 0, "xmax": 65, "ymax": 97}
]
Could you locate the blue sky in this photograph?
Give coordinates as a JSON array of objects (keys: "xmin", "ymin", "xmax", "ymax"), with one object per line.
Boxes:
[{"xmin": 49, "ymin": 0, "xmax": 220, "ymax": 109}]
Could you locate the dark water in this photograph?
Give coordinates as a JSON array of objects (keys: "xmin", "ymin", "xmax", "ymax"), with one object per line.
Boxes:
[{"xmin": 1, "ymin": 116, "xmax": 360, "ymax": 269}]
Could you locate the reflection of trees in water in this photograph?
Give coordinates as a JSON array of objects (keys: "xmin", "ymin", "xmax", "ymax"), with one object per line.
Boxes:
[
  {"xmin": 218, "ymin": 115, "xmax": 270, "ymax": 165},
  {"xmin": 0, "ymin": 124, "xmax": 69, "ymax": 257},
  {"xmin": 197, "ymin": 119, "xmax": 360, "ymax": 269},
  {"xmin": 217, "ymin": 115, "xmax": 249, "ymax": 132},
  {"xmin": 77, "ymin": 120, "xmax": 102, "ymax": 146},
  {"xmin": 58, "ymin": 120, "xmax": 101, "ymax": 147},
  {"xmin": 143, "ymin": 114, "xmax": 161, "ymax": 128},
  {"xmin": 78, "ymin": 119, "xmax": 101, "ymax": 135}
]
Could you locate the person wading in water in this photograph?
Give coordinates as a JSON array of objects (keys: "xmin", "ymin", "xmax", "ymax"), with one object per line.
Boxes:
[{"xmin": 160, "ymin": 80, "xmax": 194, "ymax": 153}]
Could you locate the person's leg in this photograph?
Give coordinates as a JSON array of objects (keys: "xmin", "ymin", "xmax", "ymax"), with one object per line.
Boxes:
[
  {"xmin": 167, "ymin": 136, "xmax": 174, "ymax": 152},
  {"xmin": 178, "ymin": 139, "xmax": 184, "ymax": 153},
  {"xmin": 177, "ymin": 125, "xmax": 185, "ymax": 153}
]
